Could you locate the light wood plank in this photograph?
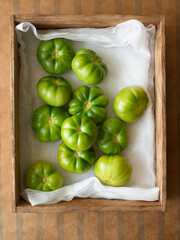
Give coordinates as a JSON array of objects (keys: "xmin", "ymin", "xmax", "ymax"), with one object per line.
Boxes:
[
  {"xmin": 124, "ymin": 213, "xmax": 138, "ymax": 240},
  {"xmin": 61, "ymin": 0, "xmax": 75, "ymax": 14},
  {"xmin": 142, "ymin": 0, "xmax": 155, "ymax": 15},
  {"xmin": 23, "ymin": 213, "xmax": 37, "ymax": 240},
  {"xmin": 43, "ymin": 213, "xmax": 58, "ymax": 240},
  {"xmin": 122, "ymin": 0, "xmax": 135, "ymax": 15},
  {"xmin": 101, "ymin": 0, "xmax": 115, "ymax": 14},
  {"xmin": 104, "ymin": 212, "xmax": 118, "ymax": 240},
  {"xmin": 40, "ymin": 0, "xmax": 54, "ymax": 14},
  {"xmin": 84, "ymin": 213, "xmax": 98, "ymax": 240},
  {"xmin": 20, "ymin": 0, "xmax": 34, "ymax": 14},
  {"xmin": 64, "ymin": 213, "xmax": 78, "ymax": 240},
  {"xmin": 81, "ymin": 0, "xmax": 95, "ymax": 14},
  {"xmin": 144, "ymin": 212, "xmax": 158, "ymax": 240}
]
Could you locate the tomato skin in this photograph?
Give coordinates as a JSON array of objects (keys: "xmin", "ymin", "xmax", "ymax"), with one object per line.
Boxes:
[
  {"xmin": 37, "ymin": 38, "xmax": 75, "ymax": 74},
  {"xmin": 98, "ymin": 118, "xmax": 128, "ymax": 154},
  {"xmin": 94, "ymin": 155, "xmax": 132, "ymax": 187},
  {"xmin": 26, "ymin": 161, "xmax": 63, "ymax": 191},
  {"xmin": 61, "ymin": 115, "xmax": 97, "ymax": 151},
  {"xmin": 32, "ymin": 105, "xmax": 69, "ymax": 142},
  {"xmin": 68, "ymin": 85, "xmax": 108, "ymax": 125},
  {"xmin": 113, "ymin": 86, "xmax": 149, "ymax": 123},
  {"xmin": 37, "ymin": 76, "xmax": 72, "ymax": 107},
  {"xmin": 57, "ymin": 142, "xmax": 96, "ymax": 174},
  {"xmin": 71, "ymin": 49, "xmax": 108, "ymax": 85}
]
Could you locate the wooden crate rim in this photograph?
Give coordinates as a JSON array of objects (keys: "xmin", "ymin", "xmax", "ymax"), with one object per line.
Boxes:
[{"xmin": 11, "ymin": 14, "xmax": 166, "ymax": 213}]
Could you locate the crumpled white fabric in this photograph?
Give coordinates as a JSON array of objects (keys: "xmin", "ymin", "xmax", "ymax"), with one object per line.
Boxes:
[{"xmin": 16, "ymin": 20, "xmax": 159, "ymax": 206}]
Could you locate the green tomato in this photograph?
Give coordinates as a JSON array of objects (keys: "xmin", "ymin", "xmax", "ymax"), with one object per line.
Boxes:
[
  {"xmin": 61, "ymin": 115, "xmax": 97, "ymax": 151},
  {"xmin": 68, "ymin": 85, "xmax": 108, "ymax": 125},
  {"xmin": 26, "ymin": 161, "xmax": 63, "ymax": 191},
  {"xmin": 71, "ymin": 49, "xmax": 108, "ymax": 85},
  {"xmin": 113, "ymin": 86, "xmax": 149, "ymax": 123},
  {"xmin": 37, "ymin": 38, "xmax": 75, "ymax": 74},
  {"xmin": 94, "ymin": 155, "xmax": 132, "ymax": 187},
  {"xmin": 32, "ymin": 105, "xmax": 69, "ymax": 142},
  {"xmin": 98, "ymin": 118, "xmax": 128, "ymax": 155},
  {"xmin": 57, "ymin": 142, "xmax": 96, "ymax": 174},
  {"xmin": 37, "ymin": 76, "xmax": 72, "ymax": 107}
]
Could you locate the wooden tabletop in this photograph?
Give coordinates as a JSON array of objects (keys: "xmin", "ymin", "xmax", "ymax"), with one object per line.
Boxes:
[{"xmin": 0, "ymin": 0, "xmax": 179, "ymax": 239}]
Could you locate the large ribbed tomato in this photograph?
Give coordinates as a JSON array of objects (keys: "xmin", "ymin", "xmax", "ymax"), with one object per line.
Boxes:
[
  {"xmin": 37, "ymin": 38, "xmax": 75, "ymax": 74},
  {"xmin": 26, "ymin": 161, "xmax": 63, "ymax": 191},
  {"xmin": 71, "ymin": 49, "xmax": 108, "ymax": 85},
  {"xmin": 57, "ymin": 142, "xmax": 96, "ymax": 174},
  {"xmin": 68, "ymin": 85, "xmax": 108, "ymax": 125},
  {"xmin": 61, "ymin": 115, "xmax": 97, "ymax": 151}
]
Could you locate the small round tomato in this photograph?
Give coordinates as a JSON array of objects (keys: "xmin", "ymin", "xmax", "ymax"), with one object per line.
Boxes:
[
  {"xmin": 26, "ymin": 161, "xmax": 63, "ymax": 191},
  {"xmin": 57, "ymin": 142, "xmax": 96, "ymax": 174},
  {"xmin": 94, "ymin": 155, "xmax": 132, "ymax": 187},
  {"xmin": 68, "ymin": 85, "xmax": 108, "ymax": 125},
  {"xmin": 71, "ymin": 49, "xmax": 108, "ymax": 85},
  {"xmin": 113, "ymin": 86, "xmax": 149, "ymax": 123},
  {"xmin": 98, "ymin": 118, "xmax": 128, "ymax": 155},
  {"xmin": 61, "ymin": 115, "xmax": 97, "ymax": 151},
  {"xmin": 32, "ymin": 105, "xmax": 69, "ymax": 142},
  {"xmin": 37, "ymin": 38, "xmax": 75, "ymax": 74},
  {"xmin": 37, "ymin": 76, "xmax": 72, "ymax": 107}
]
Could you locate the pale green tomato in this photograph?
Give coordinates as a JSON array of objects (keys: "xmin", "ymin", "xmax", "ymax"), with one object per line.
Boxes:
[{"xmin": 94, "ymin": 155, "xmax": 132, "ymax": 187}]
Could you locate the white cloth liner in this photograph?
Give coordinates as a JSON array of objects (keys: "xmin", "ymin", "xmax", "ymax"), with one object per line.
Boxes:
[{"xmin": 16, "ymin": 20, "xmax": 159, "ymax": 206}]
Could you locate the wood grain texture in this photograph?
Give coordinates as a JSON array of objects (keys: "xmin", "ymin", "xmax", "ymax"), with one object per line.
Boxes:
[
  {"xmin": 124, "ymin": 212, "xmax": 138, "ymax": 240},
  {"xmin": 0, "ymin": 0, "xmax": 180, "ymax": 239},
  {"xmin": 84, "ymin": 213, "xmax": 98, "ymax": 240},
  {"xmin": 144, "ymin": 212, "xmax": 158, "ymax": 240},
  {"xmin": 104, "ymin": 212, "xmax": 118, "ymax": 240},
  {"xmin": 23, "ymin": 213, "xmax": 37, "ymax": 240},
  {"xmin": 43, "ymin": 213, "xmax": 58, "ymax": 240},
  {"xmin": 154, "ymin": 16, "xmax": 166, "ymax": 210},
  {"xmin": 61, "ymin": 0, "xmax": 75, "ymax": 14},
  {"xmin": 64, "ymin": 213, "xmax": 78, "ymax": 240}
]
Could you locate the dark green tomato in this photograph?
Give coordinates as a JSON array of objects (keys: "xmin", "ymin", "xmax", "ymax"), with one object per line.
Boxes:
[
  {"xmin": 98, "ymin": 118, "xmax": 128, "ymax": 155},
  {"xmin": 37, "ymin": 38, "xmax": 75, "ymax": 74},
  {"xmin": 37, "ymin": 76, "xmax": 72, "ymax": 107},
  {"xmin": 32, "ymin": 105, "xmax": 69, "ymax": 142},
  {"xmin": 94, "ymin": 155, "xmax": 132, "ymax": 187},
  {"xmin": 68, "ymin": 85, "xmax": 108, "ymax": 125},
  {"xmin": 71, "ymin": 49, "xmax": 108, "ymax": 85},
  {"xmin": 61, "ymin": 115, "xmax": 97, "ymax": 151},
  {"xmin": 57, "ymin": 142, "xmax": 96, "ymax": 174},
  {"xmin": 114, "ymin": 86, "xmax": 149, "ymax": 123},
  {"xmin": 26, "ymin": 161, "xmax": 63, "ymax": 191}
]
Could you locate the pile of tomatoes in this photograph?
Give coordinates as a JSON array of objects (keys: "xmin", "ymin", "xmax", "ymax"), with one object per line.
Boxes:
[{"xmin": 26, "ymin": 38, "xmax": 148, "ymax": 191}]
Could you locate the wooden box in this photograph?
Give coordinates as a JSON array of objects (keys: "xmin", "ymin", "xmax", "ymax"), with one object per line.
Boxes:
[{"xmin": 11, "ymin": 15, "xmax": 166, "ymax": 212}]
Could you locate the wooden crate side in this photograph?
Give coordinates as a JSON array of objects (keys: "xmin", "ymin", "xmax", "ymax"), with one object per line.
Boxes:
[
  {"xmin": 10, "ymin": 15, "xmax": 20, "ymax": 212},
  {"xmin": 14, "ymin": 14, "xmax": 162, "ymax": 28},
  {"xmin": 154, "ymin": 16, "xmax": 166, "ymax": 211},
  {"xmin": 16, "ymin": 199, "xmax": 162, "ymax": 213}
]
